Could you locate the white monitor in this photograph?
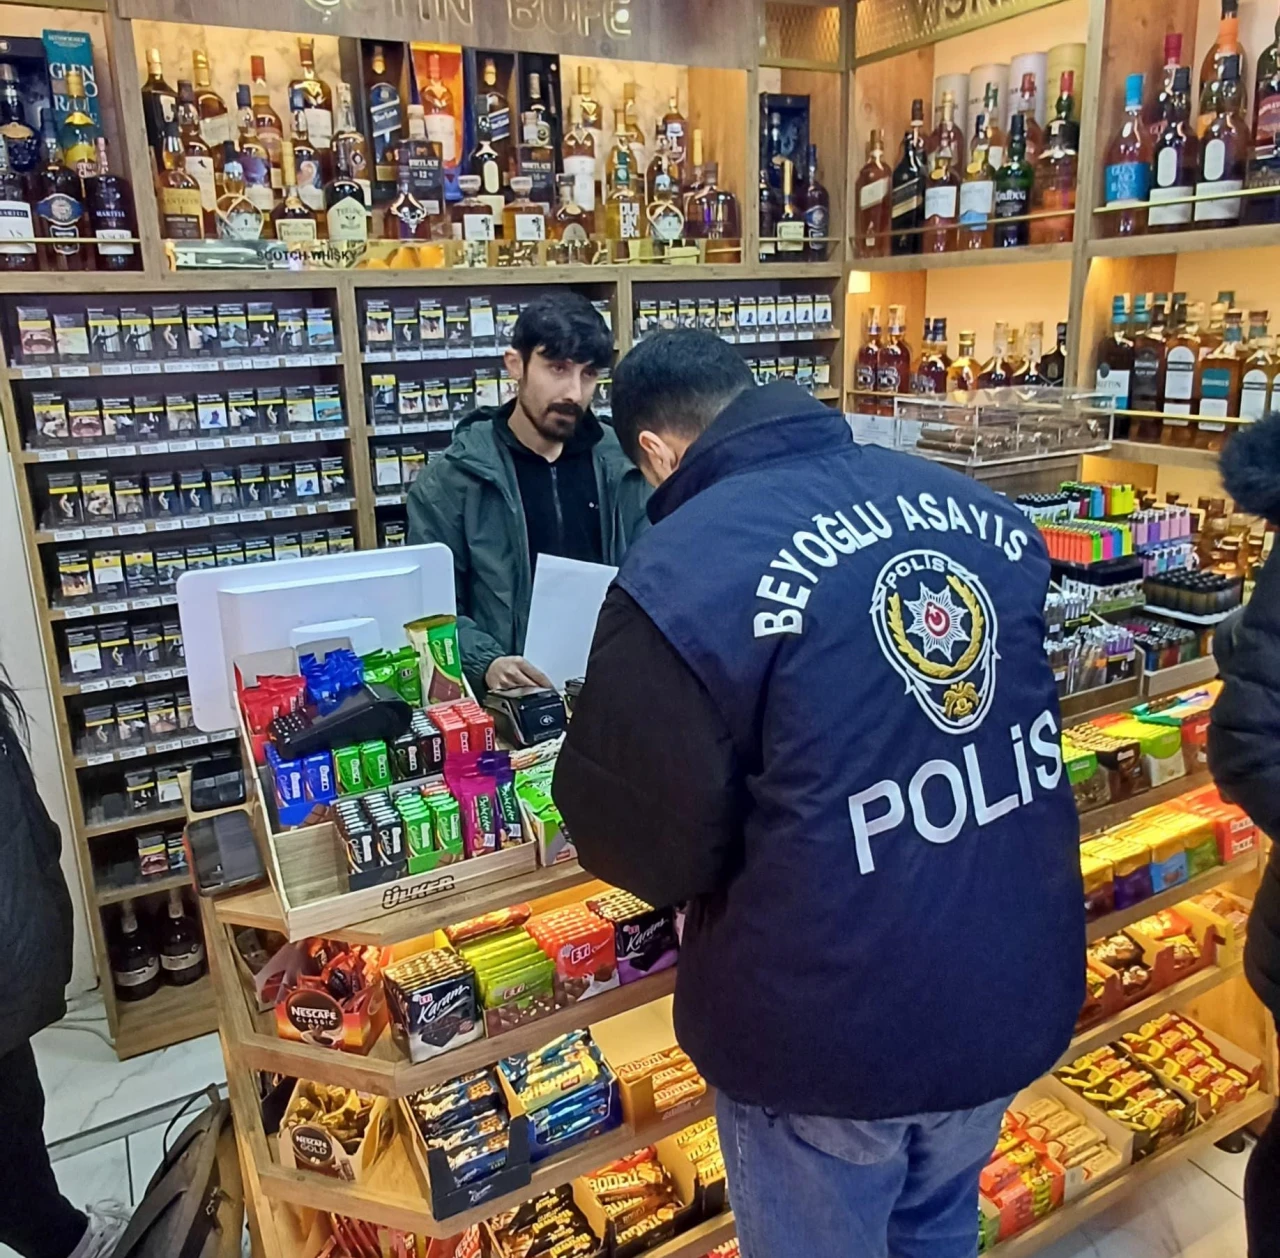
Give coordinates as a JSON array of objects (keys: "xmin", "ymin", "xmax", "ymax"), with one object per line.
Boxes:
[{"xmin": 178, "ymin": 545, "xmax": 456, "ymax": 733}]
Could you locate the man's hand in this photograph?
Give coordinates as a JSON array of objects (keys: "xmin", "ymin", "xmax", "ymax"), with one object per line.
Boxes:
[{"xmin": 485, "ymin": 656, "xmax": 554, "ymax": 691}]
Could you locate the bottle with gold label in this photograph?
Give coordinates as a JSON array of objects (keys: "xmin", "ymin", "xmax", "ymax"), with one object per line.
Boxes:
[
  {"xmin": 562, "ymin": 98, "xmax": 596, "ymax": 216},
  {"xmin": 158, "ymin": 114, "xmax": 203, "ymax": 240},
  {"xmin": 176, "ymin": 80, "xmax": 216, "ymax": 233},
  {"xmin": 647, "ymin": 165, "xmax": 684, "ymax": 243},
  {"xmin": 250, "ymin": 55, "xmax": 284, "ymax": 188},
  {"xmin": 385, "ymin": 149, "xmax": 429, "ymax": 240},
  {"xmin": 450, "ymin": 173, "xmax": 494, "ymax": 249},
  {"xmin": 58, "ymin": 68, "xmax": 97, "ymax": 179},
  {"xmin": 290, "ymin": 37, "xmax": 333, "ymax": 163},
  {"xmin": 422, "ymin": 52, "xmax": 456, "ymax": 166},
  {"xmin": 215, "ymin": 141, "xmax": 263, "ymax": 240},
  {"xmin": 140, "ymin": 48, "xmax": 177, "ymax": 174},
  {"xmin": 271, "ymin": 140, "xmax": 319, "ymax": 246},
  {"xmin": 368, "ymin": 44, "xmax": 402, "ymax": 189},
  {"xmin": 605, "ymin": 136, "xmax": 643, "ymax": 242},
  {"xmin": 504, "ymin": 173, "xmax": 547, "ymax": 243},
  {"xmin": 332, "ymin": 84, "xmax": 371, "ymax": 210},
  {"xmin": 551, "ymin": 172, "xmax": 591, "ymax": 243},
  {"xmin": 947, "ymin": 330, "xmax": 982, "ymax": 395},
  {"xmin": 192, "ymin": 51, "xmax": 230, "ymax": 154},
  {"xmin": 325, "ymin": 136, "xmax": 367, "ymax": 249}
]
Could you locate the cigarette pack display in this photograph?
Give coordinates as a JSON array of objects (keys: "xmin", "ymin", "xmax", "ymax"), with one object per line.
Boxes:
[
  {"xmin": 273, "ymin": 533, "xmax": 302, "ymax": 562},
  {"xmin": 363, "ymin": 299, "xmax": 392, "ymax": 349},
  {"xmin": 227, "ymin": 388, "xmax": 257, "ymax": 429},
  {"xmin": 185, "ymin": 305, "xmax": 218, "ymax": 354},
  {"xmin": 216, "ymin": 540, "xmax": 246, "ymax": 566},
  {"xmin": 101, "ymin": 398, "xmax": 133, "ymax": 441},
  {"xmin": 46, "ymin": 472, "xmax": 82, "ymax": 526},
  {"xmin": 293, "ymin": 461, "xmax": 321, "ymax": 499},
  {"xmin": 208, "ymin": 467, "xmax": 239, "ymax": 512},
  {"xmin": 120, "ymin": 307, "xmax": 154, "ymax": 358},
  {"xmin": 425, "ymin": 380, "xmax": 449, "ymax": 416},
  {"xmin": 396, "ymin": 379, "xmax": 424, "ymax": 418},
  {"xmin": 285, "ymin": 386, "xmax": 315, "ymax": 426},
  {"xmin": 179, "ymin": 470, "xmax": 209, "ymax": 514},
  {"xmin": 217, "ymin": 303, "xmax": 249, "ymax": 352},
  {"xmin": 305, "ymin": 307, "xmax": 336, "ymax": 349},
  {"xmin": 236, "ymin": 464, "xmax": 265, "ymax": 508},
  {"xmin": 32, "ymin": 393, "xmax": 69, "ymax": 444},
  {"xmin": 66, "ymin": 626, "xmax": 102, "ymax": 676},
  {"xmin": 131, "ymin": 623, "xmax": 162, "ymax": 669},
  {"xmin": 184, "ymin": 542, "xmax": 215, "ymax": 571},
  {"xmin": 165, "ymin": 394, "xmax": 196, "ymax": 436},
  {"xmin": 449, "ymin": 377, "xmax": 474, "ymax": 417},
  {"xmin": 247, "ymin": 302, "xmax": 277, "ymax": 352},
  {"xmin": 496, "ymin": 304, "xmax": 519, "ymax": 346},
  {"xmin": 418, "ymin": 299, "xmax": 444, "ymax": 347},
  {"xmin": 152, "ymin": 305, "xmax": 184, "ymax": 357},
  {"xmin": 370, "ymin": 374, "xmax": 396, "ymax": 423},
  {"xmin": 145, "ymin": 693, "xmax": 178, "ymax": 738},
  {"xmin": 256, "ymin": 385, "xmax": 284, "ymax": 429},
  {"xmin": 162, "ymin": 621, "xmax": 184, "ymax": 664},
  {"xmin": 468, "ymin": 296, "xmax": 496, "ymax": 346},
  {"xmin": 125, "ymin": 768, "xmax": 158, "ymax": 812},
  {"xmin": 137, "ymin": 832, "xmax": 168, "ymax": 877},
  {"xmin": 90, "ymin": 549, "xmax": 126, "ymax": 593},
  {"xmin": 267, "ymin": 464, "xmax": 292, "ymax": 503},
  {"xmin": 320, "ymin": 457, "xmax": 348, "ymax": 497},
  {"xmin": 144, "ymin": 472, "xmax": 177, "ymax": 518},
  {"xmin": 17, "ymin": 307, "xmax": 56, "ymax": 361},
  {"xmin": 243, "ymin": 535, "xmax": 272, "ymax": 564},
  {"xmin": 328, "ymin": 525, "xmax": 355, "ymax": 554},
  {"xmin": 83, "ymin": 704, "xmax": 114, "ymax": 750},
  {"xmin": 132, "ymin": 396, "xmax": 162, "ymax": 440},
  {"xmin": 401, "ymin": 448, "xmax": 426, "ymax": 487},
  {"xmin": 124, "ymin": 547, "xmax": 157, "ymax": 589},
  {"xmin": 53, "ymin": 312, "xmax": 90, "ymax": 360},
  {"xmin": 67, "ymin": 398, "xmax": 103, "ymax": 440},
  {"xmin": 445, "ymin": 304, "xmax": 470, "ymax": 352},
  {"xmin": 153, "ymin": 547, "xmax": 186, "ymax": 586},
  {"xmin": 393, "ymin": 306, "xmax": 418, "ymax": 349},
  {"xmin": 278, "ymin": 308, "xmax": 306, "ymax": 352},
  {"xmin": 197, "ymin": 393, "xmax": 229, "ymax": 431},
  {"xmin": 78, "ymin": 468, "xmax": 112, "ymax": 520},
  {"xmin": 474, "ymin": 369, "xmax": 500, "ymax": 408},
  {"xmin": 313, "ymin": 383, "xmax": 344, "ymax": 425},
  {"xmin": 114, "ymin": 697, "xmax": 148, "ymax": 745},
  {"xmin": 795, "ymin": 295, "xmax": 814, "ymax": 329},
  {"xmin": 88, "ymin": 308, "xmax": 123, "ymax": 359},
  {"xmin": 156, "ymin": 767, "xmax": 182, "ymax": 804},
  {"xmin": 113, "ymin": 474, "xmax": 144, "ymax": 520},
  {"xmin": 374, "ymin": 447, "xmax": 402, "ymax": 489}
]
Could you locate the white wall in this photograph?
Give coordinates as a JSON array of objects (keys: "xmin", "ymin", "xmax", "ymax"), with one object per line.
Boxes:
[{"xmin": 0, "ymin": 455, "xmax": 98, "ymax": 996}]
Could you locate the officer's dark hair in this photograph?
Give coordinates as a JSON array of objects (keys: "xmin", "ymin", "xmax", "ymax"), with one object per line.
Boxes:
[
  {"xmin": 511, "ymin": 293, "xmax": 613, "ymax": 371},
  {"xmin": 611, "ymin": 329, "xmax": 755, "ymax": 464}
]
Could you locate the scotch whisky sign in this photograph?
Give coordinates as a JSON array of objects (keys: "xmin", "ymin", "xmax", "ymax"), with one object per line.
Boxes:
[
  {"xmin": 114, "ymin": 0, "xmax": 752, "ymax": 69},
  {"xmin": 855, "ymin": 0, "xmax": 1062, "ymax": 64}
]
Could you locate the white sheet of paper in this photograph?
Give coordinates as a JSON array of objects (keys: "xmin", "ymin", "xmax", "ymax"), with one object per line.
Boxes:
[{"xmin": 523, "ymin": 554, "xmax": 619, "ymax": 691}]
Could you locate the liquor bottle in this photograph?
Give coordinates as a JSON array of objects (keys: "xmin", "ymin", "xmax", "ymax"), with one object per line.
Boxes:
[
  {"xmin": 978, "ymin": 322, "xmax": 1016, "ymax": 387},
  {"xmin": 777, "ymin": 157, "xmax": 805, "ymax": 255},
  {"xmin": 289, "ymin": 86, "xmax": 326, "ymax": 215},
  {"xmin": 803, "ymin": 144, "xmax": 830, "ymax": 261},
  {"xmin": 1014, "ymin": 73, "xmax": 1044, "ymax": 164},
  {"xmin": 399, "ymin": 105, "xmax": 445, "ymax": 229},
  {"xmin": 923, "ymin": 140, "xmax": 959, "ymax": 253},
  {"xmin": 914, "ymin": 318, "xmax": 951, "ymax": 394},
  {"xmin": 333, "ymin": 83, "xmax": 372, "ymax": 210},
  {"xmin": 563, "ymin": 99, "xmax": 596, "ymax": 216},
  {"xmin": 959, "ymin": 113, "xmax": 995, "ymax": 249},
  {"xmin": 1104, "ymin": 73, "xmax": 1152, "ymax": 236},
  {"xmin": 647, "ymin": 165, "xmax": 684, "ymax": 244},
  {"xmin": 326, "ymin": 136, "xmax": 368, "ymax": 248},
  {"xmin": 1239, "ymin": 311, "xmax": 1277, "ymax": 421},
  {"xmin": 192, "ymin": 51, "xmax": 231, "ymax": 152},
  {"xmin": 250, "ymin": 55, "xmax": 284, "ymax": 188},
  {"xmin": 683, "ymin": 128, "xmax": 706, "ymax": 216},
  {"xmin": 291, "ymin": 37, "xmax": 333, "ymax": 162},
  {"xmin": 1162, "ymin": 300, "xmax": 1200, "ymax": 432},
  {"xmin": 1145, "ymin": 33, "xmax": 1184, "ymax": 142},
  {"xmin": 890, "ymin": 102, "xmax": 927, "ymax": 255},
  {"xmin": 877, "ymin": 306, "xmax": 912, "ymax": 402},
  {"xmin": 176, "ymin": 81, "xmax": 217, "ymax": 232},
  {"xmin": 451, "ymin": 174, "xmax": 495, "ymax": 245},
  {"xmin": 575, "ymin": 64, "xmax": 601, "ymax": 136},
  {"xmin": 215, "ymin": 141, "xmax": 264, "ymax": 240},
  {"xmin": 1054, "ymin": 70, "xmax": 1080, "ymax": 152},
  {"xmin": 423, "ymin": 53, "xmax": 456, "ymax": 167},
  {"xmin": 1042, "ymin": 321, "xmax": 1068, "ymax": 385},
  {"xmin": 158, "ymin": 890, "xmax": 206, "ymax": 986},
  {"xmin": 855, "ymin": 129, "xmax": 891, "ymax": 257},
  {"xmin": 0, "ymin": 135, "xmax": 35, "ymax": 271},
  {"xmin": 112, "ymin": 904, "xmax": 160, "ymax": 1002},
  {"xmin": 479, "ymin": 56, "xmax": 512, "ymax": 178},
  {"xmin": 994, "ymin": 113, "xmax": 1034, "ymax": 247},
  {"xmin": 605, "ymin": 141, "xmax": 642, "ymax": 243},
  {"xmin": 661, "ymin": 94, "xmax": 687, "ymax": 167},
  {"xmin": 519, "ymin": 73, "xmax": 555, "ymax": 211},
  {"xmin": 1195, "ymin": 53, "xmax": 1247, "ymax": 224},
  {"xmin": 1016, "ymin": 323, "xmax": 1051, "ymax": 386},
  {"xmin": 385, "ymin": 149, "xmax": 429, "ymax": 240},
  {"xmin": 271, "ymin": 140, "xmax": 319, "ymax": 245},
  {"xmin": 1095, "ymin": 295, "xmax": 1134, "ymax": 409},
  {"xmin": 1251, "ymin": 16, "xmax": 1280, "ymax": 219},
  {"xmin": 855, "ymin": 306, "xmax": 882, "ymax": 406},
  {"xmin": 691, "ymin": 162, "xmax": 739, "ymax": 240},
  {"xmin": 929, "ymin": 90, "xmax": 966, "ymax": 171},
  {"xmin": 1197, "ymin": 308, "xmax": 1245, "ymax": 448},
  {"xmin": 140, "ymin": 48, "xmax": 177, "ymax": 175},
  {"xmin": 157, "ymin": 115, "xmax": 203, "ymax": 240},
  {"xmin": 505, "ymin": 173, "xmax": 548, "ymax": 243},
  {"xmin": 982, "ymin": 82, "xmax": 1006, "ymax": 169},
  {"xmin": 235, "ymin": 85, "xmax": 275, "ymax": 218},
  {"xmin": 1007, "ymin": 326, "xmax": 1025, "ymax": 375},
  {"xmin": 58, "ymin": 68, "xmax": 96, "ymax": 179},
  {"xmin": 368, "ymin": 45, "xmax": 403, "ymax": 189},
  {"xmin": 1150, "ymin": 67, "xmax": 1198, "ymax": 231},
  {"xmin": 947, "ymin": 330, "xmax": 982, "ymax": 394},
  {"xmin": 757, "ymin": 162, "xmax": 779, "ymax": 261},
  {"xmin": 606, "ymin": 108, "xmax": 635, "ymax": 198},
  {"xmin": 1130, "ymin": 294, "xmax": 1165, "ymax": 435},
  {"xmin": 1030, "ymin": 78, "xmax": 1077, "ymax": 245},
  {"xmin": 552, "ymin": 172, "xmax": 592, "ymax": 243},
  {"xmin": 0, "ymin": 63, "xmax": 37, "ymax": 179},
  {"xmin": 620, "ymin": 82, "xmax": 646, "ymax": 174},
  {"xmin": 33, "ymin": 110, "xmax": 86, "ymax": 269},
  {"xmin": 86, "ymin": 137, "xmax": 139, "ymax": 270},
  {"xmin": 1199, "ymin": 0, "xmax": 1247, "ymax": 136},
  {"xmin": 1202, "ymin": 297, "xmax": 1229, "ymax": 358},
  {"xmin": 469, "ymin": 106, "xmax": 506, "ymax": 221}
]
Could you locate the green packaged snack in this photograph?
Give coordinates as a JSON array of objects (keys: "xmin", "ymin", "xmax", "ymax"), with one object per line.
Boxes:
[
  {"xmin": 360, "ymin": 739, "xmax": 391, "ymax": 788},
  {"xmin": 406, "ymin": 615, "xmax": 466, "ymax": 704},
  {"xmin": 480, "ymin": 956, "xmax": 556, "ymax": 1007},
  {"xmin": 392, "ymin": 645, "xmax": 422, "ymax": 705},
  {"xmin": 430, "ymin": 794, "xmax": 464, "ymax": 860},
  {"xmin": 334, "ymin": 745, "xmax": 364, "ymax": 794},
  {"xmin": 401, "ymin": 807, "xmax": 432, "ymax": 859}
]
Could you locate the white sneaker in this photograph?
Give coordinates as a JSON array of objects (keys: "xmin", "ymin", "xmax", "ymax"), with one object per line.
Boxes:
[{"xmin": 70, "ymin": 1201, "xmax": 132, "ymax": 1258}]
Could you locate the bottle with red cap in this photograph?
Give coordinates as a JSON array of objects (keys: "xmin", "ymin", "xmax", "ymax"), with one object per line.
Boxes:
[{"xmin": 1146, "ymin": 33, "xmax": 1186, "ymax": 143}]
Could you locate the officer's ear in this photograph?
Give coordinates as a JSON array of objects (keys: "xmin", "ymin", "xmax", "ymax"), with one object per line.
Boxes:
[{"xmin": 635, "ymin": 429, "xmax": 685, "ymax": 488}]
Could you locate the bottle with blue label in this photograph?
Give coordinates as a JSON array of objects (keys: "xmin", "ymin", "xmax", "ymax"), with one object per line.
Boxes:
[
  {"xmin": 1104, "ymin": 73, "xmax": 1153, "ymax": 236},
  {"xmin": 1095, "ymin": 295, "xmax": 1134, "ymax": 411}
]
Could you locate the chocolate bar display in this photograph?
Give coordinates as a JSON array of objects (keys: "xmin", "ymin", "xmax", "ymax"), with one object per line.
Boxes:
[
  {"xmin": 383, "ymin": 950, "xmax": 482, "ymax": 1063},
  {"xmin": 585, "ymin": 890, "xmax": 678, "ymax": 985},
  {"xmin": 489, "ymin": 1184, "xmax": 600, "ymax": 1258}
]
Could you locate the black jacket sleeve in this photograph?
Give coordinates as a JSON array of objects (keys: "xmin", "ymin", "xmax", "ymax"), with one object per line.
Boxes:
[
  {"xmin": 552, "ymin": 586, "xmax": 743, "ymax": 908},
  {"xmin": 1209, "ymin": 549, "xmax": 1280, "ymax": 840}
]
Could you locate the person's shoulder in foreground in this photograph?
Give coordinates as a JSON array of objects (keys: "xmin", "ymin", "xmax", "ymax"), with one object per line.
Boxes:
[{"xmin": 553, "ymin": 330, "xmax": 1085, "ymax": 1121}]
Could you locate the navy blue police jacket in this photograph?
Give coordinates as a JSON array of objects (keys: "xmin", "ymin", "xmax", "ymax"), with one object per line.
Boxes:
[{"xmin": 553, "ymin": 381, "xmax": 1085, "ymax": 1119}]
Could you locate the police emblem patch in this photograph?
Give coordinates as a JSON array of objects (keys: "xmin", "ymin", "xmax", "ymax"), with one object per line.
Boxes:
[{"xmin": 870, "ymin": 548, "xmax": 999, "ymax": 734}]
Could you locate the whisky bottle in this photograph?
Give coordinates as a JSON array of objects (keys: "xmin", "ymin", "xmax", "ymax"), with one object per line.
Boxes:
[
  {"xmin": 399, "ymin": 104, "xmax": 445, "ymax": 228},
  {"xmin": 112, "ymin": 904, "xmax": 160, "ymax": 1002},
  {"xmin": 33, "ymin": 110, "xmax": 86, "ymax": 269},
  {"xmin": 325, "ymin": 137, "xmax": 368, "ymax": 248},
  {"xmin": 575, "ymin": 64, "xmax": 601, "ymax": 142},
  {"xmin": 158, "ymin": 890, "xmax": 206, "ymax": 986},
  {"xmin": 1162, "ymin": 300, "xmax": 1200, "ymax": 432},
  {"xmin": 157, "ymin": 114, "xmax": 203, "ymax": 240},
  {"xmin": 855, "ymin": 306, "xmax": 882, "ymax": 405},
  {"xmin": 271, "ymin": 140, "xmax": 319, "ymax": 246},
  {"xmin": 803, "ymin": 144, "xmax": 830, "ymax": 261},
  {"xmin": 978, "ymin": 322, "xmax": 1015, "ymax": 387},
  {"xmin": 1199, "ymin": 0, "xmax": 1248, "ymax": 136},
  {"xmin": 947, "ymin": 330, "xmax": 982, "ymax": 395},
  {"xmin": 250, "ymin": 55, "xmax": 284, "ymax": 188},
  {"xmin": 368, "ymin": 45, "xmax": 402, "ymax": 189},
  {"xmin": 215, "ymin": 141, "xmax": 264, "ymax": 240},
  {"xmin": 690, "ymin": 162, "xmax": 739, "ymax": 240},
  {"xmin": 1146, "ymin": 34, "xmax": 1184, "ymax": 142},
  {"xmin": 1197, "ymin": 307, "xmax": 1245, "ymax": 447},
  {"xmin": 505, "ymin": 173, "xmax": 547, "ymax": 243},
  {"xmin": 877, "ymin": 305, "xmax": 912, "ymax": 400},
  {"xmin": 332, "ymin": 83, "xmax": 371, "ymax": 210},
  {"xmin": 929, "ymin": 91, "xmax": 966, "ymax": 170},
  {"xmin": 235, "ymin": 85, "xmax": 275, "ymax": 218},
  {"xmin": 604, "ymin": 148, "xmax": 642, "ymax": 242},
  {"xmin": 468, "ymin": 106, "xmax": 506, "ymax": 222},
  {"xmin": 923, "ymin": 140, "xmax": 959, "ymax": 253},
  {"xmin": 450, "ymin": 173, "xmax": 495, "ymax": 246},
  {"xmin": 86, "ymin": 136, "xmax": 139, "ymax": 270},
  {"xmin": 994, "ymin": 113, "xmax": 1034, "ymax": 247},
  {"xmin": 385, "ymin": 150, "xmax": 429, "ymax": 240},
  {"xmin": 1251, "ymin": 17, "xmax": 1280, "ymax": 220},
  {"xmin": 562, "ymin": 98, "xmax": 596, "ymax": 215},
  {"xmin": 0, "ymin": 63, "xmax": 38, "ymax": 177},
  {"xmin": 605, "ymin": 108, "xmax": 632, "ymax": 197},
  {"xmin": 890, "ymin": 101, "xmax": 926, "ymax": 255},
  {"xmin": 620, "ymin": 82, "xmax": 647, "ymax": 175},
  {"xmin": 288, "ymin": 86, "xmax": 326, "ymax": 215},
  {"xmin": 552, "ymin": 172, "xmax": 592, "ymax": 242},
  {"xmin": 192, "ymin": 51, "xmax": 231, "ymax": 152},
  {"xmin": 176, "ymin": 80, "xmax": 216, "ymax": 233},
  {"xmin": 855, "ymin": 129, "xmax": 891, "ymax": 257},
  {"xmin": 519, "ymin": 73, "xmax": 555, "ymax": 211},
  {"xmin": 959, "ymin": 113, "xmax": 995, "ymax": 249},
  {"xmin": 647, "ymin": 166, "xmax": 684, "ymax": 243},
  {"xmin": 758, "ymin": 162, "xmax": 779, "ymax": 261},
  {"xmin": 1195, "ymin": 53, "xmax": 1247, "ymax": 223},
  {"xmin": 684, "ymin": 128, "xmax": 706, "ymax": 216},
  {"xmin": 0, "ymin": 135, "xmax": 35, "ymax": 271},
  {"xmin": 1239, "ymin": 311, "xmax": 1277, "ymax": 421},
  {"xmin": 982, "ymin": 83, "xmax": 1006, "ymax": 169},
  {"xmin": 422, "ymin": 52, "xmax": 456, "ymax": 166},
  {"xmin": 661, "ymin": 94, "xmax": 687, "ymax": 167},
  {"xmin": 1030, "ymin": 75, "xmax": 1077, "ymax": 245},
  {"xmin": 1042, "ymin": 321, "xmax": 1068, "ymax": 386},
  {"xmin": 1129, "ymin": 294, "xmax": 1165, "ymax": 431},
  {"xmin": 1016, "ymin": 323, "xmax": 1051, "ymax": 386},
  {"xmin": 1104, "ymin": 73, "xmax": 1152, "ymax": 236},
  {"xmin": 1150, "ymin": 67, "xmax": 1198, "ymax": 231},
  {"xmin": 777, "ymin": 157, "xmax": 805, "ymax": 255},
  {"xmin": 1013, "ymin": 73, "xmax": 1044, "ymax": 165},
  {"xmin": 479, "ymin": 56, "xmax": 512, "ymax": 176},
  {"xmin": 140, "ymin": 48, "xmax": 177, "ymax": 174},
  {"xmin": 644, "ymin": 131, "xmax": 675, "ymax": 207},
  {"xmin": 290, "ymin": 37, "xmax": 333, "ymax": 161},
  {"xmin": 914, "ymin": 318, "xmax": 951, "ymax": 395},
  {"xmin": 1095, "ymin": 295, "xmax": 1134, "ymax": 409},
  {"xmin": 58, "ymin": 68, "xmax": 97, "ymax": 179}
]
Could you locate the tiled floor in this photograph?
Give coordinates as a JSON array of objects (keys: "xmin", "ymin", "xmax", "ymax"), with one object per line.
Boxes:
[{"xmin": 0, "ymin": 994, "xmax": 1261, "ymax": 1258}]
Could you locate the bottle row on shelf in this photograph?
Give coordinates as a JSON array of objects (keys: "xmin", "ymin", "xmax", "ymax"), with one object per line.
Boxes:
[{"xmin": 110, "ymin": 889, "xmax": 207, "ymax": 1001}]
